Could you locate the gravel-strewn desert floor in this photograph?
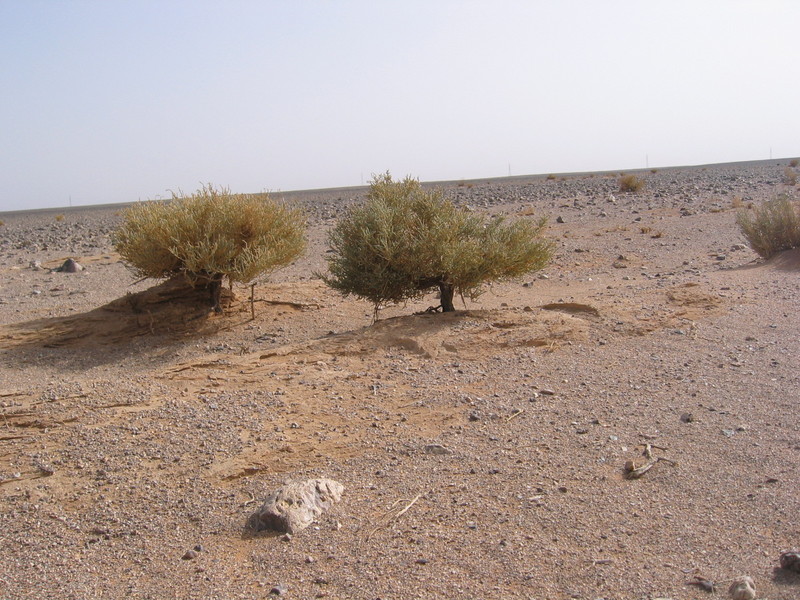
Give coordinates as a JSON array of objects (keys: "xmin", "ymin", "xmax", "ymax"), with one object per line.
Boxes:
[{"xmin": 1, "ymin": 160, "xmax": 798, "ymax": 599}]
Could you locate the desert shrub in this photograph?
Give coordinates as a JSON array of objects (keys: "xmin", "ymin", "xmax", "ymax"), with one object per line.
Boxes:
[
  {"xmin": 114, "ymin": 184, "xmax": 306, "ymax": 311},
  {"xmin": 736, "ymin": 194, "xmax": 800, "ymax": 258},
  {"xmin": 619, "ymin": 174, "xmax": 644, "ymax": 193},
  {"xmin": 0, "ymin": 220, "xmax": 4, "ymax": 227},
  {"xmin": 323, "ymin": 173, "xmax": 554, "ymax": 315},
  {"xmin": 784, "ymin": 167, "xmax": 797, "ymax": 186},
  {"xmin": 790, "ymin": 159, "xmax": 798, "ymax": 168},
  {"xmin": 55, "ymin": 214, "xmax": 65, "ymax": 222},
  {"xmin": 546, "ymin": 174, "xmax": 556, "ymax": 180}
]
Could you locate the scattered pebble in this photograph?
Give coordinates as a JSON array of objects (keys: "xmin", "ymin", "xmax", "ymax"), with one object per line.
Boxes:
[
  {"xmin": 424, "ymin": 443, "xmax": 452, "ymax": 455},
  {"xmin": 780, "ymin": 551, "xmax": 800, "ymax": 572},
  {"xmin": 728, "ymin": 576, "xmax": 755, "ymax": 600},
  {"xmin": 269, "ymin": 583, "xmax": 288, "ymax": 596}
]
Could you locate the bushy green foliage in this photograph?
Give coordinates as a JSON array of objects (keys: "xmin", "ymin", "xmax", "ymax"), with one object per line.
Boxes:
[
  {"xmin": 736, "ymin": 194, "xmax": 800, "ymax": 259},
  {"xmin": 114, "ymin": 184, "xmax": 306, "ymax": 310},
  {"xmin": 323, "ymin": 173, "xmax": 554, "ymax": 314},
  {"xmin": 619, "ymin": 174, "xmax": 644, "ymax": 193}
]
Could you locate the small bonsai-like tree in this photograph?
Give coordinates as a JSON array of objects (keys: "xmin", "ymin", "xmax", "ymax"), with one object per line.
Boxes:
[
  {"xmin": 736, "ymin": 194, "xmax": 800, "ymax": 259},
  {"xmin": 323, "ymin": 173, "xmax": 554, "ymax": 315},
  {"xmin": 114, "ymin": 184, "xmax": 306, "ymax": 311}
]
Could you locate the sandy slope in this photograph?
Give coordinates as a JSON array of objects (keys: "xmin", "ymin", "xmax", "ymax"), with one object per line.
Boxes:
[{"xmin": 1, "ymin": 161, "xmax": 799, "ymax": 599}]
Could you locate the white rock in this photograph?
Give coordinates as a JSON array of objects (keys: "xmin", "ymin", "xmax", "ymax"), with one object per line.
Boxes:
[{"xmin": 251, "ymin": 478, "xmax": 344, "ymax": 534}]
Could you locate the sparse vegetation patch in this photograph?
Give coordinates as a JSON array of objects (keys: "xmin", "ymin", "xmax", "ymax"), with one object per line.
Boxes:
[
  {"xmin": 619, "ymin": 174, "xmax": 645, "ymax": 193},
  {"xmin": 736, "ymin": 194, "xmax": 800, "ymax": 258},
  {"xmin": 113, "ymin": 184, "xmax": 306, "ymax": 311}
]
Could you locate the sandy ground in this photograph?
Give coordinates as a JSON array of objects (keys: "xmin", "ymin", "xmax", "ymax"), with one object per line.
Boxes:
[{"xmin": 1, "ymin": 160, "xmax": 798, "ymax": 599}]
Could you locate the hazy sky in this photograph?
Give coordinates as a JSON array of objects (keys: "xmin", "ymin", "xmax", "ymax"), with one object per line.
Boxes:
[{"xmin": 2, "ymin": 1, "xmax": 799, "ymax": 211}]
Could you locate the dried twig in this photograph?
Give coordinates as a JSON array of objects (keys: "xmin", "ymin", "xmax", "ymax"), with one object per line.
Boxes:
[
  {"xmin": 624, "ymin": 459, "xmax": 656, "ymax": 479},
  {"xmin": 506, "ymin": 409, "xmax": 524, "ymax": 422},
  {"xmin": 250, "ymin": 283, "xmax": 256, "ymax": 320},
  {"xmin": 624, "ymin": 444, "xmax": 677, "ymax": 479},
  {"xmin": 366, "ymin": 493, "xmax": 422, "ymax": 541},
  {"xmin": 687, "ymin": 576, "xmax": 716, "ymax": 592}
]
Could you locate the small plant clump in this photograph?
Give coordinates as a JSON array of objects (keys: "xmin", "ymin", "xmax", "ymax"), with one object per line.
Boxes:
[
  {"xmin": 619, "ymin": 174, "xmax": 645, "ymax": 193},
  {"xmin": 790, "ymin": 159, "xmax": 799, "ymax": 168},
  {"xmin": 323, "ymin": 173, "xmax": 554, "ymax": 315},
  {"xmin": 55, "ymin": 214, "xmax": 65, "ymax": 222},
  {"xmin": 736, "ymin": 194, "xmax": 800, "ymax": 259},
  {"xmin": 114, "ymin": 184, "xmax": 306, "ymax": 312},
  {"xmin": 784, "ymin": 167, "xmax": 797, "ymax": 186}
]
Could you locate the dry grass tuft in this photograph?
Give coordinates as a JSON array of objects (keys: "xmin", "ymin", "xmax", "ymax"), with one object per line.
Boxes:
[
  {"xmin": 784, "ymin": 167, "xmax": 797, "ymax": 186},
  {"xmin": 790, "ymin": 159, "xmax": 798, "ymax": 168},
  {"xmin": 55, "ymin": 214, "xmax": 65, "ymax": 222},
  {"xmin": 737, "ymin": 194, "xmax": 800, "ymax": 258},
  {"xmin": 619, "ymin": 174, "xmax": 645, "ymax": 193}
]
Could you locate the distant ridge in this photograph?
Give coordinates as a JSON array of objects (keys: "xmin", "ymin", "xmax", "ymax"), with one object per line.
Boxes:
[{"xmin": 2, "ymin": 156, "xmax": 796, "ymax": 217}]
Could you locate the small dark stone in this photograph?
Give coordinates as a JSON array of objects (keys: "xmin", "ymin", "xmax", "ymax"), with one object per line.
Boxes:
[
  {"xmin": 780, "ymin": 551, "xmax": 800, "ymax": 572},
  {"xmin": 181, "ymin": 549, "xmax": 198, "ymax": 560},
  {"xmin": 424, "ymin": 443, "xmax": 452, "ymax": 455},
  {"xmin": 269, "ymin": 583, "xmax": 288, "ymax": 596},
  {"xmin": 56, "ymin": 258, "xmax": 83, "ymax": 273}
]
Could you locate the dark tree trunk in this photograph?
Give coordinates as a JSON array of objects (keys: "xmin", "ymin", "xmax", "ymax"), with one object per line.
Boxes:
[
  {"xmin": 439, "ymin": 282, "xmax": 455, "ymax": 312},
  {"xmin": 208, "ymin": 274, "xmax": 224, "ymax": 313}
]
